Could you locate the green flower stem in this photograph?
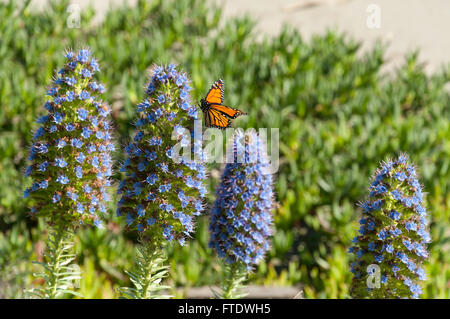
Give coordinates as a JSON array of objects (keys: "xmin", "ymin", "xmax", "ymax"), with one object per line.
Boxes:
[
  {"xmin": 29, "ymin": 223, "xmax": 81, "ymax": 299},
  {"xmin": 47, "ymin": 224, "xmax": 67, "ymax": 299},
  {"xmin": 119, "ymin": 240, "xmax": 171, "ymax": 299},
  {"xmin": 218, "ymin": 262, "xmax": 248, "ymax": 299},
  {"xmin": 140, "ymin": 243, "xmax": 163, "ymax": 298}
]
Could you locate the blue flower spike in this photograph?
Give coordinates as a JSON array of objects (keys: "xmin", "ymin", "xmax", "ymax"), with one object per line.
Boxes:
[
  {"xmin": 209, "ymin": 129, "xmax": 275, "ymax": 298},
  {"xmin": 24, "ymin": 48, "xmax": 112, "ymax": 299},
  {"xmin": 349, "ymin": 153, "xmax": 431, "ymax": 299},
  {"xmin": 25, "ymin": 48, "xmax": 113, "ymax": 228},
  {"xmin": 117, "ymin": 64, "xmax": 206, "ymax": 245},
  {"xmin": 117, "ymin": 64, "xmax": 206, "ymax": 299}
]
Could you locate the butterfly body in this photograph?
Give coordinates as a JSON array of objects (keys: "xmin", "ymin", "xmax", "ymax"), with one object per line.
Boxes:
[{"xmin": 200, "ymin": 79, "xmax": 246, "ymax": 129}]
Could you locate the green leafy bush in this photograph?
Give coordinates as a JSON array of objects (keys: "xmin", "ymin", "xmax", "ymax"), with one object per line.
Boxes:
[{"xmin": 0, "ymin": 0, "xmax": 449, "ymax": 298}]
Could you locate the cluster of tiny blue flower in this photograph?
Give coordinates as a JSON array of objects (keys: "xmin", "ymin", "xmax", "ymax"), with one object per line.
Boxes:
[
  {"xmin": 117, "ymin": 64, "xmax": 207, "ymax": 245},
  {"xmin": 209, "ymin": 130, "xmax": 274, "ymax": 271},
  {"xmin": 24, "ymin": 49, "xmax": 113, "ymax": 227},
  {"xmin": 349, "ymin": 154, "xmax": 431, "ymax": 298}
]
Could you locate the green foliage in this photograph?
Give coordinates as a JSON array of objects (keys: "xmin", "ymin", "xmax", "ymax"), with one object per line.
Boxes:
[
  {"xmin": 119, "ymin": 242, "xmax": 171, "ymax": 299},
  {"xmin": 27, "ymin": 225, "xmax": 82, "ymax": 298},
  {"xmin": 0, "ymin": 222, "xmax": 34, "ymax": 298},
  {"xmin": 0, "ymin": 0, "xmax": 449, "ymax": 298}
]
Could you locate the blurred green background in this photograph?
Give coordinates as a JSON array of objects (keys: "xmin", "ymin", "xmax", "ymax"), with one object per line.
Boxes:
[{"xmin": 0, "ymin": 0, "xmax": 449, "ymax": 298}]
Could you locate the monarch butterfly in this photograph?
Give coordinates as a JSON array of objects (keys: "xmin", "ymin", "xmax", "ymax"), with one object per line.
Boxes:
[{"xmin": 200, "ymin": 79, "xmax": 246, "ymax": 129}]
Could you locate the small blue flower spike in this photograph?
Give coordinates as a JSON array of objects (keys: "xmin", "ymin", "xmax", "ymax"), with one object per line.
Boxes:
[
  {"xmin": 349, "ymin": 153, "xmax": 431, "ymax": 299},
  {"xmin": 24, "ymin": 48, "xmax": 113, "ymax": 227},
  {"xmin": 209, "ymin": 129, "xmax": 275, "ymax": 272}
]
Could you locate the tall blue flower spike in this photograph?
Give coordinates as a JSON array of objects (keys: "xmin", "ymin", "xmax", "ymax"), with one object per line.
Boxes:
[
  {"xmin": 117, "ymin": 64, "xmax": 206, "ymax": 299},
  {"xmin": 24, "ymin": 48, "xmax": 112, "ymax": 299},
  {"xmin": 349, "ymin": 154, "xmax": 431, "ymax": 299},
  {"xmin": 117, "ymin": 64, "xmax": 206, "ymax": 246},
  {"xmin": 210, "ymin": 129, "xmax": 275, "ymax": 272},
  {"xmin": 24, "ymin": 49, "xmax": 113, "ymax": 228}
]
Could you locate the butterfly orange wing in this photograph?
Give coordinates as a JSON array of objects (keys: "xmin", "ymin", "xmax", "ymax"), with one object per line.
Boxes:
[
  {"xmin": 205, "ymin": 79, "xmax": 224, "ymax": 104},
  {"xmin": 209, "ymin": 103, "xmax": 246, "ymax": 119},
  {"xmin": 204, "ymin": 108, "xmax": 231, "ymax": 129},
  {"xmin": 203, "ymin": 79, "xmax": 246, "ymax": 128}
]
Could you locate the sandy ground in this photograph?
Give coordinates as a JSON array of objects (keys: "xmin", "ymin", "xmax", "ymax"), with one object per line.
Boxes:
[
  {"xmin": 26, "ymin": 0, "xmax": 450, "ymax": 73},
  {"xmin": 221, "ymin": 0, "xmax": 450, "ymax": 73}
]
